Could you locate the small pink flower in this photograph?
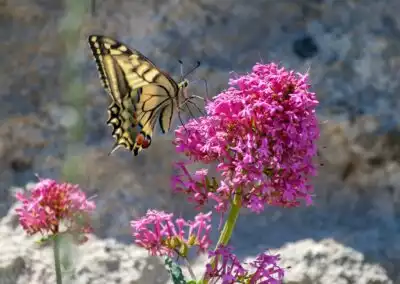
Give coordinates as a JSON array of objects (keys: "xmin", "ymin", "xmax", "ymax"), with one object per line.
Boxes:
[
  {"xmin": 172, "ymin": 163, "xmax": 213, "ymax": 209},
  {"xmin": 174, "ymin": 63, "xmax": 319, "ymax": 213},
  {"xmin": 205, "ymin": 246, "xmax": 246, "ymax": 283},
  {"xmin": 205, "ymin": 246, "xmax": 284, "ymax": 283},
  {"xmin": 15, "ymin": 178, "xmax": 95, "ymax": 241},
  {"xmin": 131, "ymin": 210, "xmax": 212, "ymax": 257},
  {"xmin": 247, "ymin": 252, "xmax": 284, "ymax": 283}
]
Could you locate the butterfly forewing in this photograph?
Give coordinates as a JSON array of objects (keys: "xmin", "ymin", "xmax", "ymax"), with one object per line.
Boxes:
[{"xmin": 89, "ymin": 35, "xmax": 153, "ymax": 102}]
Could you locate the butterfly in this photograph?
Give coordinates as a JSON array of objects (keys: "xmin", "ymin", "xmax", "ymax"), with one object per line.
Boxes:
[{"xmin": 88, "ymin": 35, "xmax": 200, "ymax": 156}]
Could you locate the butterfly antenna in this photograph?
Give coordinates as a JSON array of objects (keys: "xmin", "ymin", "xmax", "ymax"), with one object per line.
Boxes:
[
  {"xmin": 178, "ymin": 59, "xmax": 184, "ymax": 81},
  {"xmin": 183, "ymin": 61, "xmax": 201, "ymax": 79}
]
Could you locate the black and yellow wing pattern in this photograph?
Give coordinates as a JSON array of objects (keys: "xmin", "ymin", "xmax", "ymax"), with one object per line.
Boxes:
[{"xmin": 88, "ymin": 35, "xmax": 189, "ymax": 156}]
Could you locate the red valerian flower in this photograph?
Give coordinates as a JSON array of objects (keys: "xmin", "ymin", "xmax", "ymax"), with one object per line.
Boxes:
[
  {"xmin": 205, "ymin": 245, "xmax": 284, "ymax": 283},
  {"xmin": 131, "ymin": 210, "xmax": 212, "ymax": 257},
  {"xmin": 15, "ymin": 178, "xmax": 95, "ymax": 241},
  {"xmin": 205, "ymin": 246, "xmax": 247, "ymax": 283},
  {"xmin": 247, "ymin": 252, "xmax": 284, "ymax": 283},
  {"xmin": 174, "ymin": 63, "xmax": 319, "ymax": 213}
]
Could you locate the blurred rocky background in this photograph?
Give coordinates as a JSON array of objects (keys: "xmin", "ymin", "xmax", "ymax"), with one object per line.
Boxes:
[{"xmin": 1, "ymin": 0, "xmax": 400, "ymax": 283}]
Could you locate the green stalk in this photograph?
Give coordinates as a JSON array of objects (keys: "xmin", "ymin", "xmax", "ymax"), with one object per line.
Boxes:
[
  {"xmin": 201, "ymin": 194, "xmax": 241, "ymax": 283},
  {"xmin": 53, "ymin": 235, "xmax": 63, "ymax": 284}
]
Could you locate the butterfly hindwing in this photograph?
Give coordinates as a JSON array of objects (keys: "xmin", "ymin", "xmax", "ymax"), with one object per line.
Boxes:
[{"xmin": 106, "ymin": 91, "xmax": 140, "ymax": 154}]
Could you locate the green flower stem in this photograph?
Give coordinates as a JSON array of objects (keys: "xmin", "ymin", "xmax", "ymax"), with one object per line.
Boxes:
[
  {"xmin": 184, "ymin": 257, "xmax": 196, "ymax": 280},
  {"xmin": 201, "ymin": 194, "xmax": 242, "ymax": 284},
  {"xmin": 53, "ymin": 235, "xmax": 63, "ymax": 284}
]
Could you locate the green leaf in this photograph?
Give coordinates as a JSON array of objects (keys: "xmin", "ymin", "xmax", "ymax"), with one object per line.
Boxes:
[{"xmin": 164, "ymin": 257, "xmax": 187, "ymax": 284}]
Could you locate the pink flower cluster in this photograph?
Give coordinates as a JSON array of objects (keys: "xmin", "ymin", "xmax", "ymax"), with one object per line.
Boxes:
[
  {"xmin": 131, "ymin": 210, "xmax": 212, "ymax": 257},
  {"xmin": 15, "ymin": 178, "xmax": 95, "ymax": 239},
  {"xmin": 131, "ymin": 211, "xmax": 285, "ymax": 283},
  {"xmin": 205, "ymin": 245, "xmax": 284, "ymax": 283},
  {"xmin": 174, "ymin": 63, "xmax": 319, "ymax": 213}
]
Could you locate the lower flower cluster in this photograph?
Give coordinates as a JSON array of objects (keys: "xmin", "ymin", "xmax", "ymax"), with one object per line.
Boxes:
[
  {"xmin": 131, "ymin": 210, "xmax": 285, "ymax": 283},
  {"xmin": 206, "ymin": 246, "xmax": 284, "ymax": 284},
  {"xmin": 16, "ymin": 178, "xmax": 95, "ymax": 239},
  {"xmin": 131, "ymin": 210, "xmax": 212, "ymax": 257}
]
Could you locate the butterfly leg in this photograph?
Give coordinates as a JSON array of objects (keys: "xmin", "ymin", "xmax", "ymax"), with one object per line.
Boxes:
[
  {"xmin": 177, "ymin": 107, "xmax": 188, "ymax": 133},
  {"xmin": 189, "ymin": 99, "xmax": 206, "ymax": 116},
  {"xmin": 189, "ymin": 78, "xmax": 210, "ymax": 101},
  {"xmin": 198, "ymin": 78, "xmax": 210, "ymax": 100},
  {"xmin": 179, "ymin": 97, "xmax": 202, "ymax": 120}
]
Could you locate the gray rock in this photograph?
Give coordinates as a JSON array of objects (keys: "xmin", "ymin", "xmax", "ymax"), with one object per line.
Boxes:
[
  {"xmin": 277, "ymin": 239, "xmax": 392, "ymax": 284},
  {"xmin": 0, "ymin": 204, "xmax": 392, "ymax": 283}
]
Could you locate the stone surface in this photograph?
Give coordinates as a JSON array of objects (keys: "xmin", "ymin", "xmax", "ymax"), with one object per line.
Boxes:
[
  {"xmin": 277, "ymin": 239, "xmax": 392, "ymax": 284},
  {"xmin": 1, "ymin": 0, "xmax": 400, "ymax": 283},
  {"xmin": 0, "ymin": 205, "xmax": 392, "ymax": 284}
]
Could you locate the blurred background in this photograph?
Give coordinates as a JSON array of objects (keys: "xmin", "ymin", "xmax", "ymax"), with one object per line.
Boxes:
[{"xmin": 1, "ymin": 0, "xmax": 400, "ymax": 283}]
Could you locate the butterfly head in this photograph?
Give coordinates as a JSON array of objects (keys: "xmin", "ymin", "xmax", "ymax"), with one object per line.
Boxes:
[
  {"xmin": 179, "ymin": 79, "xmax": 189, "ymax": 89},
  {"xmin": 178, "ymin": 79, "xmax": 189, "ymax": 99},
  {"xmin": 178, "ymin": 61, "xmax": 200, "ymax": 85}
]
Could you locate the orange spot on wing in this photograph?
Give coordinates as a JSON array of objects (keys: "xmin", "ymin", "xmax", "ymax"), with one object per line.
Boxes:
[{"xmin": 135, "ymin": 133, "xmax": 145, "ymax": 146}]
